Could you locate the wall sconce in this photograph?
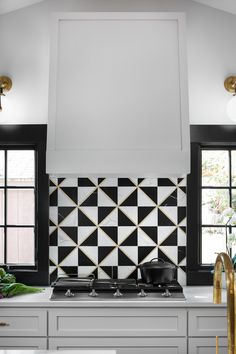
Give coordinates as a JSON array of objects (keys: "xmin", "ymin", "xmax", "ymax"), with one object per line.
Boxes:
[
  {"xmin": 0, "ymin": 76, "xmax": 12, "ymax": 112},
  {"xmin": 224, "ymin": 76, "xmax": 236, "ymax": 122}
]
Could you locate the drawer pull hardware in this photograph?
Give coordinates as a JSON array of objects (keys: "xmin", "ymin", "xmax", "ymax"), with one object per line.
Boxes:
[{"xmin": 0, "ymin": 322, "xmax": 9, "ymax": 326}]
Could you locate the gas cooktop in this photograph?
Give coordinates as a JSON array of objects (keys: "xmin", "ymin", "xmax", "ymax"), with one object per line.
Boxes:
[{"xmin": 50, "ymin": 277, "xmax": 186, "ymax": 301}]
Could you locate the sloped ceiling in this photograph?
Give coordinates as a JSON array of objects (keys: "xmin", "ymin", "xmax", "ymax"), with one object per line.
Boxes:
[
  {"xmin": 1, "ymin": 0, "xmax": 236, "ymax": 16},
  {"xmin": 192, "ymin": 0, "xmax": 236, "ymax": 15},
  {"xmin": 0, "ymin": 0, "xmax": 46, "ymax": 15}
]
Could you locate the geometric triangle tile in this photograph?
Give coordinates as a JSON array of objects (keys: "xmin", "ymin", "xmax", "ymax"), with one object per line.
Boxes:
[
  {"xmin": 78, "ymin": 186, "xmax": 97, "ymax": 205},
  {"xmin": 98, "ymin": 246, "xmax": 116, "ymax": 264},
  {"xmin": 119, "ymin": 246, "xmax": 138, "ymax": 265},
  {"xmin": 78, "ymin": 226, "xmax": 97, "ymax": 245},
  {"xmin": 138, "ymin": 246, "xmax": 157, "ymax": 264},
  {"xmin": 158, "ymin": 178, "xmax": 176, "ymax": 187},
  {"xmin": 138, "ymin": 178, "xmax": 158, "ymax": 187},
  {"xmin": 118, "ymin": 186, "xmax": 137, "ymax": 205},
  {"xmin": 100, "ymin": 187, "xmax": 117, "ymax": 204},
  {"xmin": 57, "ymin": 267, "xmax": 67, "ymax": 277},
  {"xmin": 97, "ymin": 267, "xmax": 111, "ymax": 279},
  {"xmin": 78, "ymin": 208, "xmax": 96, "ymax": 227},
  {"xmin": 158, "ymin": 246, "xmax": 178, "ymax": 265},
  {"xmin": 120, "ymin": 229, "xmax": 137, "ymax": 246},
  {"xmin": 60, "ymin": 187, "xmax": 78, "ymax": 205},
  {"xmin": 118, "ymin": 266, "xmax": 137, "ymax": 279},
  {"xmin": 50, "ymin": 177, "xmax": 58, "ymax": 187},
  {"xmin": 78, "ymin": 178, "xmax": 96, "ymax": 187},
  {"xmin": 138, "ymin": 206, "xmax": 156, "ymax": 224},
  {"xmin": 158, "ymin": 226, "xmax": 177, "ymax": 245},
  {"xmin": 58, "ymin": 207, "xmax": 77, "ymax": 225},
  {"xmin": 158, "ymin": 207, "xmax": 177, "ymax": 226},
  {"xmin": 99, "ymin": 266, "xmax": 118, "ymax": 278},
  {"xmin": 58, "ymin": 188, "xmax": 76, "ymax": 207},
  {"xmin": 177, "ymin": 267, "xmax": 186, "ymax": 286},
  {"xmin": 78, "ymin": 248, "xmax": 97, "ymax": 266},
  {"xmin": 98, "ymin": 207, "xmax": 115, "ymax": 224},
  {"xmin": 98, "ymin": 228, "xmax": 117, "ymax": 247},
  {"xmin": 177, "ymin": 188, "xmax": 186, "ymax": 207},
  {"xmin": 160, "ymin": 229, "xmax": 177, "ymax": 246},
  {"xmin": 120, "ymin": 206, "xmax": 138, "ymax": 225},
  {"xmin": 79, "ymin": 246, "xmax": 98, "ymax": 265},
  {"xmin": 118, "ymin": 248, "xmax": 136, "ymax": 266},
  {"xmin": 118, "ymin": 178, "xmax": 136, "ymax": 186},
  {"xmin": 59, "ymin": 248, "xmax": 78, "ymax": 266},
  {"xmin": 127, "ymin": 267, "xmax": 138, "ymax": 279},
  {"xmin": 120, "ymin": 189, "xmax": 137, "ymax": 207},
  {"xmin": 60, "ymin": 227, "xmax": 78, "ymax": 244},
  {"xmin": 99, "ymin": 247, "xmax": 118, "ymax": 266},
  {"xmin": 81, "ymin": 229, "xmax": 98, "ymax": 246},
  {"xmin": 78, "ymin": 266, "xmax": 97, "ymax": 278},
  {"xmin": 59, "ymin": 178, "xmax": 78, "ymax": 187},
  {"xmin": 60, "ymin": 208, "xmax": 78, "ymax": 227},
  {"xmin": 177, "ymin": 227, "xmax": 186, "ymax": 246},
  {"xmin": 60, "ymin": 266, "xmax": 78, "ymax": 277},
  {"xmin": 138, "ymin": 207, "xmax": 157, "ymax": 226},
  {"xmin": 137, "ymin": 228, "xmax": 157, "ymax": 247},
  {"xmin": 138, "ymin": 188, "xmax": 156, "ymax": 207},
  {"xmin": 58, "ymin": 227, "xmax": 77, "ymax": 247},
  {"xmin": 80, "ymin": 207, "xmax": 98, "ymax": 225},
  {"xmin": 100, "ymin": 226, "xmax": 117, "ymax": 245},
  {"xmin": 99, "ymin": 208, "xmax": 118, "ymax": 227},
  {"xmin": 49, "ymin": 246, "xmax": 58, "ymax": 265},
  {"xmin": 140, "ymin": 187, "xmax": 157, "ymax": 204},
  {"xmin": 49, "ymin": 227, "xmax": 58, "ymax": 246},
  {"xmin": 50, "ymin": 189, "xmax": 58, "ymax": 206},
  {"xmin": 118, "ymin": 226, "xmax": 137, "ymax": 245},
  {"xmin": 49, "ymin": 207, "xmax": 58, "ymax": 226},
  {"xmin": 160, "ymin": 189, "xmax": 177, "ymax": 207},
  {"xmin": 58, "ymin": 178, "xmax": 66, "ymax": 185},
  {"xmin": 158, "ymin": 186, "xmax": 176, "ymax": 206},
  {"xmin": 178, "ymin": 207, "xmax": 186, "ymax": 225},
  {"xmin": 118, "ymin": 208, "xmax": 136, "ymax": 226},
  {"xmin": 98, "ymin": 188, "xmax": 117, "ymax": 206},
  {"xmin": 58, "ymin": 246, "xmax": 76, "ymax": 264},
  {"xmin": 80, "ymin": 190, "xmax": 97, "ymax": 207},
  {"xmin": 178, "ymin": 178, "xmax": 186, "ymax": 187},
  {"xmin": 99, "ymin": 178, "xmax": 118, "ymax": 187},
  {"xmin": 140, "ymin": 226, "xmax": 157, "ymax": 244},
  {"xmin": 178, "ymin": 246, "xmax": 186, "ymax": 264}
]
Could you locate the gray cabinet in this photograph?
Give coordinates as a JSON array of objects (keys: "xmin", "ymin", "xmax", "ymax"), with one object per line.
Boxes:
[
  {"xmin": 0, "ymin": 338, "xmax": 47, "ymax": 349},
  {"xmin": 188, "ymin": 338, "xmax": 227, "ymax": 354}
]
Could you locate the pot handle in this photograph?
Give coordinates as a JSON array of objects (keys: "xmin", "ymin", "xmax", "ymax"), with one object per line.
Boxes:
[{"xmin": 150, "ymin": 258, "xmax": 165, "ymax": 263}]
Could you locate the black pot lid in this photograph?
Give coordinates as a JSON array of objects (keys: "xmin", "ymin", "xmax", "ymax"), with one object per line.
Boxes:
[{"xmin": 140, "ymin": 258, "xmax": 176, "ymax": 269}]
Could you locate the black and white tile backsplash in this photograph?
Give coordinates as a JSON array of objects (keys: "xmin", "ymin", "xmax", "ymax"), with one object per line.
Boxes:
[{"xmin": 49, "ymin": 178, "xmax": 186, "ymax": 284}]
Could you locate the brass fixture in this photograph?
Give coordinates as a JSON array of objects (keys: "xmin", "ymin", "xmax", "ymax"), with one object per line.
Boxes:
[
  {"xmin": 0, "ymin": 76, "xmax": 12, "ymax": 111},
  {"xmin": 225, "ymin": 76, "xmax": 236, "ymax": 93},
  {"xmin": 213, "ymin": 252, "xmax": 236, "ymax": 354}
]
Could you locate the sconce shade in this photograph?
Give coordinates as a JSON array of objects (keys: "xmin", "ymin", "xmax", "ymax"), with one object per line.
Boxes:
[{"xmin": 227, "ymin": 96, "xmax": 236, "ymax": 122}]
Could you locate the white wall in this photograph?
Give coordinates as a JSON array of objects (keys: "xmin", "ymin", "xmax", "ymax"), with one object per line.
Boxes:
[{"xmin": 0, "ymin": 0, "xmax": 235, "ymax": 124}]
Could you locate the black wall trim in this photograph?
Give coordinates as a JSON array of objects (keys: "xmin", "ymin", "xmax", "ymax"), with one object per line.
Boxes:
[
  {"xmin": 0, "ymin": 125, "xmax": 49, "ymax": 285},
  {"xmin": 187, "ymin": 125, "xmax": 236, "ymax": 285}
]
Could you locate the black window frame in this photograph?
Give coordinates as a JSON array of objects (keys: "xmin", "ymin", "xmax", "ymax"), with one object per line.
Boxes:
[
  {"xmin": 0, "ymin": 125, "xmax": 49, "ymax": 285},
  {"xmin": 187, "ymin": 125, "xmax": 236, "ymax": 285}
]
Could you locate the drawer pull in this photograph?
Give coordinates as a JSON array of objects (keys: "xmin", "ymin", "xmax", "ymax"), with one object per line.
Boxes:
[{"xmin": 0, "ymin": 322, "xmax": 9, "ymax": 326}]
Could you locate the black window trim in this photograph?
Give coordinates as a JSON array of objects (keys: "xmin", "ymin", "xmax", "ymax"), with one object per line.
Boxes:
[
  {"xmin": 187, "ymin": 125, "xmax": 236, "ymax": 285},
  {"xmin": 0, "ymin": 125, "xmax": 49, "ymax": 285}
]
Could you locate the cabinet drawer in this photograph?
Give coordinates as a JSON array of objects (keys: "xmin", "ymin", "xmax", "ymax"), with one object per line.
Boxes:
[
  {"xmin": 0, "ymin": 308, "xmax": 47, "ymax": 336},
  {"xmin": 49, "ymin": 308, "xmax": 187, "ymax": 337},
  {"xmin": 188, "ymin": 308, "xmax": 227, "ymax": 337},
  {"xmin": 0, "ymin": 337, "xmax": 47, "ymax": 349},
  {"xmin": 189, "ymin": 337, "xmax": 227, "ymax": 354},
  {"xmin": 49, "ymin": 337, "xmax": 187, "ymax": 354}
]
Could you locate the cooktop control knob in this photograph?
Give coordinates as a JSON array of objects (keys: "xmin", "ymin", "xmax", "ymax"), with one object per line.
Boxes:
[{"xmin": 65, "ymin": 289, "xmax": 74, "ymax": 297}]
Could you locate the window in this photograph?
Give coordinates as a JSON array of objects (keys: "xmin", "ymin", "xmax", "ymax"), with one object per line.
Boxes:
[
  {"xmin": 187, "ymin": 125, "xmax": 236, "ymax": 285},
  {"xmin": 0, "ymin": 125, "xmax": 48, "ymax": 285},
  {"xmin": 0, "ymin": 149, "xmax": 36, "ymax": 266}
]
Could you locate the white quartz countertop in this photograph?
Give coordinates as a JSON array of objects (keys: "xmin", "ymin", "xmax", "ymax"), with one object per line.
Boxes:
[
  {"xmin": 0, "ymin": 286, "xmax": 226, "ymax": 307},
  {"xmin": 0, "ymin": 351, "xmax": 116, "ymax": 354}
]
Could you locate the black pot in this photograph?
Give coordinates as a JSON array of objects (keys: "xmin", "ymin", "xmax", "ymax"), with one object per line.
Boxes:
[{"xmin": 139, "ymin": 258, "xmax": 176, "ymax": 284}]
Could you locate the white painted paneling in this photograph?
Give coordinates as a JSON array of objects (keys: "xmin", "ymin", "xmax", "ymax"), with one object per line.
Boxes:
[{"xmin": 47, "ymin": 12, "xmax": 189, "ymax": 176}]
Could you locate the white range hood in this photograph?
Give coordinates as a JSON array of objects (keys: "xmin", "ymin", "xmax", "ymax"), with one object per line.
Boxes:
[{"xmin": 46, "ymin": 12, "xmax": 190, "ymax": 177}]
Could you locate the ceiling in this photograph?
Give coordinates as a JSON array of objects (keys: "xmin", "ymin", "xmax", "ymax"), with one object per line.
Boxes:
[
  {"xmin": 0, "ymin": 0, "xmax": 236, "ymax": 16},
  {"xmin": 0, "ymin": 0, "xmax": 45, "ymax": 15}
]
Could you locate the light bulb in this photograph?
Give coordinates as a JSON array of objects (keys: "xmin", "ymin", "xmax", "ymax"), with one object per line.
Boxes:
[{"xmin": 227, "ymin": 95, "xmax": 236, "ymax": 122}]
